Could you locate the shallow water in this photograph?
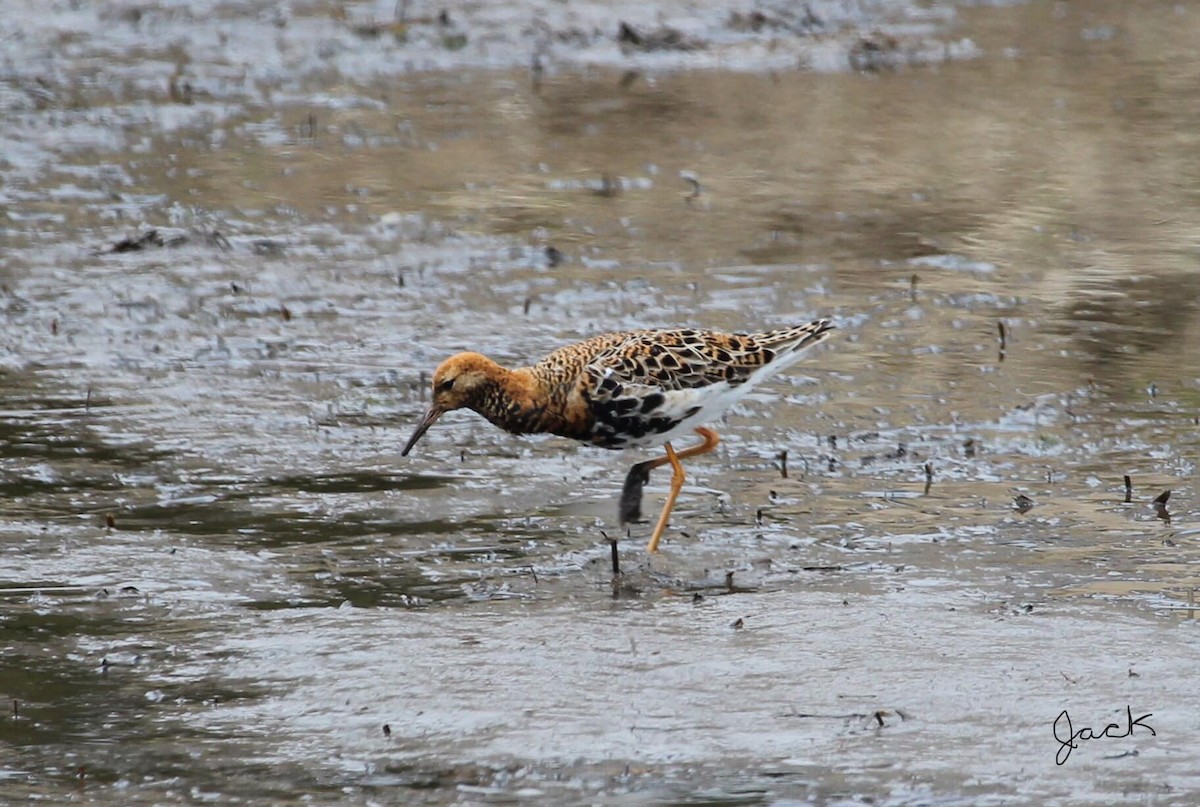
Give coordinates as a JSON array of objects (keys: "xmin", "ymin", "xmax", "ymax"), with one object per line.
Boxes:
[{"xmin": 3, "ymin": 0, "xmax": 1200, "ymax": 804}]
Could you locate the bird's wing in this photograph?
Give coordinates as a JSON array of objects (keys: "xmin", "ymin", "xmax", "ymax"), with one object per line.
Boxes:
[
  {"xmin": 569, "ymin": 324, "xmax": 832, "ymax": 447},
  {"xmin": 582, "ymin": 328, "xmax": 773, "ymax": 395},
  {"xmin": 578, "ymin": 329, "xmax": 777, "ymax": 433}
]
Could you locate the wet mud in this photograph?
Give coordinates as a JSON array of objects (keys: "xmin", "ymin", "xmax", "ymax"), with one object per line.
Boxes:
[{"xmin": 3, "ymin": 0, "xmax": 1200, "ymax": 804}]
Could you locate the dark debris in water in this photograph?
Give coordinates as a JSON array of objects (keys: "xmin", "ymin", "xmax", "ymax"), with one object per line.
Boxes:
[
  {"xmin": 617, "ymin": 21, "xmax": 702, "ymax": 52},
  {"xmin": 98, "ymin": 227, "xmax": 231, "ymax": 254},
  {"xmin": 848, "ymin": 32, "xmax": 901, "ymax": 72},
  {"xmin": 1153, "ymin": 490, "xmax": 1171, "ymax": 523},
  {"xmin": 728, "ymin": 6, "xmax": 824, "ymax": 35}
]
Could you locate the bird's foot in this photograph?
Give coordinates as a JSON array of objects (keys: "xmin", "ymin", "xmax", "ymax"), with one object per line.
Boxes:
[{"xmin": 618, "ymin": 460, "xmax": 653, "ymax": 524}]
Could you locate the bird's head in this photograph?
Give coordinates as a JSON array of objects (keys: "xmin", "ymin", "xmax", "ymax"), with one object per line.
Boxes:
[{"xmin": 401, "ymin": 352, "xmax": 498, "ymax": 456}]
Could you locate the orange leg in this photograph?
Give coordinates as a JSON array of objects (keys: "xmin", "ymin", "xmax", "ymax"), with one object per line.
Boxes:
[{"xmin": 645, "ymin": 428, "xmax": 720, "ymax": 553}]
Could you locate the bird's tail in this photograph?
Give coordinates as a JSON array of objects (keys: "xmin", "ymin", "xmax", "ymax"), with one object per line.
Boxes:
[{"xmin": 752, "ymin": 318, "xmax": 835, "ymax": 354}]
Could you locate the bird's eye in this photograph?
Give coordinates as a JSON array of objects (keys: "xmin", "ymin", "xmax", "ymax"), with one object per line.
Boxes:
[{"xmin": 436, "ymin": 378, "xmax": 455, "ymax": 394}]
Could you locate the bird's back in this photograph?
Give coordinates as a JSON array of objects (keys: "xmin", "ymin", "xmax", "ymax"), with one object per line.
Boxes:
[
  {"xmin": 526, "ymin": 320, "xmax": 834, "ymax": 448},
  {"xmin": 529, "ymin": 330, "xmax": 650, "ymax": 382}
]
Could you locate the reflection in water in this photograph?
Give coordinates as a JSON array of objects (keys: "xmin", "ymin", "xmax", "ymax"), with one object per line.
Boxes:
[{"xmin": 3, "ymin": 0, "xmax": 1200, "ymax": 804}]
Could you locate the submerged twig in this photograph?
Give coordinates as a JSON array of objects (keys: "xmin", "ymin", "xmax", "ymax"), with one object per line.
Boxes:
[
  {"xmin": 531, "ymin": 54, "xmax": 543, "ymax": 91},
  {"xmin": 680, "ymin": 170, "xmax": 701, "ymax": 201},
  {"xmin": 1153, "ymin": 490, "xmax": 1171, "ymax": 524}
]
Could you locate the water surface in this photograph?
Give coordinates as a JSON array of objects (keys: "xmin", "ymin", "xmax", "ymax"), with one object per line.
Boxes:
[{"xmin": 3, "ymin": 0, "xmax": 1199, "ymax": 803}]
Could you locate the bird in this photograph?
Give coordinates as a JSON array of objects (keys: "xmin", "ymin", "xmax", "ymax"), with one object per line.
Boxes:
[{"xmin": 402, "ymin": 318, "xmax": 834, "ymax": 552}]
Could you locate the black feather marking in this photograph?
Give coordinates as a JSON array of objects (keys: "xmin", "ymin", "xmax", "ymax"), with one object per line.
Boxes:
[
  {"xmin": 595, "ymin": 413, "xmax": 680, "ymax": 443},
  {"xmin": 623, "ymin": 417, "xmax": 650, "ymax": 438},
  {"xmin": 646, "ymin": 416, "xmax": 679, "ymax": 434},
  {"xmin": 639, "ymin": 392, "xmax": 665, "ymax": 413}
]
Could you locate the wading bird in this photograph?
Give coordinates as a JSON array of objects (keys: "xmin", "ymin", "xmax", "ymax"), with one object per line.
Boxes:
[{"xmin": 403, "ymin": 319, "xmax": 834, "ymax": 552}]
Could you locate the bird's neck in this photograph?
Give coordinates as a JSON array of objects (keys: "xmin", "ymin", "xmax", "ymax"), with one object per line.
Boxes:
[{"xmin": 472, "ymin": 366, "xmax": 559, "ymax": 435}]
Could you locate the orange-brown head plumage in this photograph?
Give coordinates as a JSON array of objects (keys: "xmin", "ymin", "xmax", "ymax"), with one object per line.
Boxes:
[
  {"xmin": 402, "ymin": 352, "xmax": 551, "ymax": 455},
  {"xmin": 403, "ymin": 352, "xmax": 498, "ymax": 456},
  {"xmin": 430, "ymin": 352, "xmax": 502, "ymax": 410}
]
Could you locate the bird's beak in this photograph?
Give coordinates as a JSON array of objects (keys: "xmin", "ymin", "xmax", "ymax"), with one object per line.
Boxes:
[{"xmin": 401, "ymin": 405, "xmax": 444, "ymax": 456}]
